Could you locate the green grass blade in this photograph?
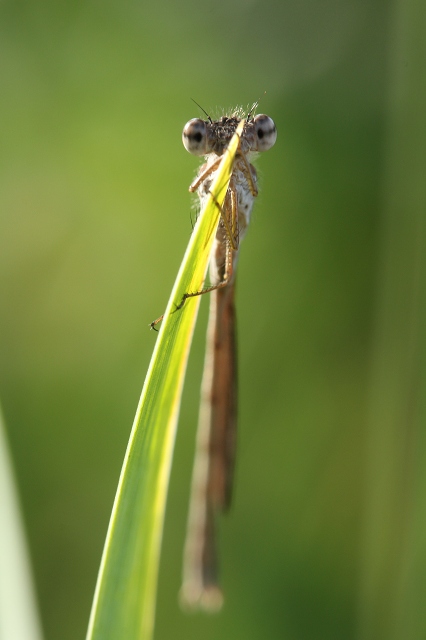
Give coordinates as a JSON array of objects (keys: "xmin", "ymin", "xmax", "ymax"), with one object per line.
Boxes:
[
  {"xmin": 358, "ymin": 1, "xmax": 426, "ymax": 638},
  {"xmin": 86, "ymin": 120, "xmax": 245, "ymax": 640},
  {"xmin": 0, "ymin": 405, "xmax": 44, "ymax": 640}
]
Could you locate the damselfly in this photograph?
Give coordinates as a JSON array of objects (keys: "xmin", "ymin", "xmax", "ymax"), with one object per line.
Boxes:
[{"xmin": 154, "ymin": 103, "xmax": 277, "ymax": 610}]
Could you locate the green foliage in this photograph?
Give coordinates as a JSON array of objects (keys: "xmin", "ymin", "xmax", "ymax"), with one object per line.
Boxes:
[
  {"xmin": 0, "ymin": 408, "xmax": 44, "ymax": 640},
  {"xmin": 0, "ymin": 1, "xmax": 425, "ymax": 639}
]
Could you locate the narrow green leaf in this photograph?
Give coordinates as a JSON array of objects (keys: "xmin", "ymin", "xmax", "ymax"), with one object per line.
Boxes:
[
  {"xmin": 358, "ymin": 1, "xmax": 426, "ymax": 638},
  {"xmin": 87, "ymin": 121, "xmax": 245, "ymax": 640},
  {"xmin": 0, "ymin": 405, "xmax": 44, "ymax": 640}
]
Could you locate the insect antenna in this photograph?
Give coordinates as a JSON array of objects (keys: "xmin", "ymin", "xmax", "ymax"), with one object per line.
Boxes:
[
  {"xmin": 190, "ymin": 98, "xmax": 213, "ymax": 123},
  {"xmin": 246, "ymin": 91, "xmax": 267, "ymax": 120}
]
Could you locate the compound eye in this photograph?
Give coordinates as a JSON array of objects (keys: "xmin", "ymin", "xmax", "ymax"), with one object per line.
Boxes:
[
  {"xmin": 182, "ymin": 118, "xmax": 208, "ymax": 155},
  {"xmin": 253, "ymin": 114, "xmax": 277, "ymax": 151}
]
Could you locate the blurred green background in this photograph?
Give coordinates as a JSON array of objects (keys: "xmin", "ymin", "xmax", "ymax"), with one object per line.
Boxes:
[{"xmin": 1, "ymin": 0, "xmax": 424, "ymax": 639}]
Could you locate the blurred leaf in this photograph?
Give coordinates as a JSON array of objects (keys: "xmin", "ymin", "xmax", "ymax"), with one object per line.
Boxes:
[
  {"xmin": 0, "ymin": 405, "xmax": 44, "ymax": 640},
  {"xmin": 358, "ymin": 1, "xmax": 426, "ymax": 638},
  {"xmin": 86, "ymin": 121, "xmax": 245, "ymax": 640}
]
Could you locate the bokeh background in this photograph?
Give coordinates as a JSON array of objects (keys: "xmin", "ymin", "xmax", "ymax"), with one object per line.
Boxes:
[{"xmin": 1, "ymin": 0, "xmax": 424, "ymax": 639}]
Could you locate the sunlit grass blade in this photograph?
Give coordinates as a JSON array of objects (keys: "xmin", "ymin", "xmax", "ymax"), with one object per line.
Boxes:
[
  {"xmin": 86, "ymin": 121, "xmax": 245, "ymax": 640},
  {"xmin": 0, "ymin": 405, "xmax": 44, "ymax": 640}
]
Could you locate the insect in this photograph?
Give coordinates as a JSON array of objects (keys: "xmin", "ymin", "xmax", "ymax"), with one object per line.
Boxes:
[
  {"xmin": 173, "ymin": 103, "xmax": 277, "ymax": 611},
  {"xmin": 151, "ymin": 103, "xmax": 277, "ymax": 608}
]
